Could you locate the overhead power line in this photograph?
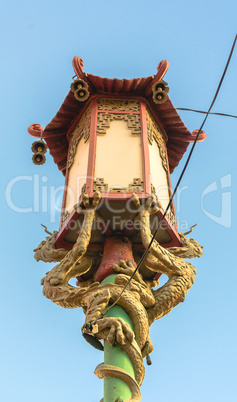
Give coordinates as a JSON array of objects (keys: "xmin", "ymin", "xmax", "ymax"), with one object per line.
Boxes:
[{"xmin": 176, "ymin": 108, "xmax": 237, "ymax": 119}]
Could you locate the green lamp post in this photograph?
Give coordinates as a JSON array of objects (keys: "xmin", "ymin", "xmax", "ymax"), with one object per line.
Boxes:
[{"xmin": 29, "ymin": 56, "xmax": 205, "ymax": 401}]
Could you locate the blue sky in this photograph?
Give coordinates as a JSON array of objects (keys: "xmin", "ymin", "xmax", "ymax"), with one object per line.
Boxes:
[{"xmin": 1, "ymin": 1, "xmax": 237, "ymax": 401}]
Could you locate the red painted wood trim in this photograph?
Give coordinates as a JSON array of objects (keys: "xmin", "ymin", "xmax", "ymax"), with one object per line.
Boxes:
[
  {"xmin": 86, "ymin": 99, "xmax": 98, "ymax": 193},
  {"xmin": 146, "ymin": 100, "xmax": 168, "ymax": 143},
  {"xmin": 144, "ymin": 60, "xmax": 169, "ymax": 97},
  {"xmin": 84, "ymin": 192, "xmax": 149, "ymax": 201},
  {"xmin": 27, "ymin": 124, "xmax": 44, "ymax": 138},
  {"xmin": 140, "ymin": 101, "xmax": 151, "ymax": 194}
]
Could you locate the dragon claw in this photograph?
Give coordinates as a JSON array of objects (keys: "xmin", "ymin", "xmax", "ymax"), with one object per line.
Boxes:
[
  {"xmin": 82, "ymin": 193, "xmax": 90, "ymax": 208},
  {"xmin": 92, "ymin": 191, "xmax": 101, "ymax": 207},
  {"xmin": 113, "ymin": 259, "xmax": 136, "ymax": 277},
  {"xmin": 132, "ymin": 193, "xmax": 160, "ymax": 215},
  {"xmin": 145, "ymin": 194, "xmax": 160, "ymax": 214},
  {"xmin": 131, "ymin": 193, "xmax": 140, "ymax": 209},
  {"xmin": 79, "ymin": 192, "xmax": 101, "ymax": 209}
]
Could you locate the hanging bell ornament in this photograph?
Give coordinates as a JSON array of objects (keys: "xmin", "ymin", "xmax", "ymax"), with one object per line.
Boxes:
[
  {"xmin": 70, "ymin": 78, "xmax": 90, "ymax": 102},
  {"xmin": 154, "ymin": 91, "xmax": 168, "ymax": 103},
  {"xmin": 152, "ymin": 80, "xmax": 169, "ymax": 104},
  {"xmin": 153, "ymin": 80, "xmax": 169, "ymax": 93},
  {"xmin": 32, "ymin": 153, "xmax": 46, "ymax": 165},
  {"xmin": 31, "ymin": 140, "xmax": 47, "ymax": 154},
  {"xmin": 31, "ymin": 139, "xmax": 47, "ymax": 165}
]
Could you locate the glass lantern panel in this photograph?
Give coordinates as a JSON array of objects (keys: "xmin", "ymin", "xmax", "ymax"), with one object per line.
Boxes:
[{"xmin": 95, "ymin": 119, "xmax": 143, "ymax": 191}]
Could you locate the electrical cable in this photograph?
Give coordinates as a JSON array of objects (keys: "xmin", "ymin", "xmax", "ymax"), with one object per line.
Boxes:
[
  {"xmin": 100, "ymin": 34, "xmax": 237, "ymax": 318},
  {"xmin": 176, "ymin": 108, "xmax": 237, "ymax": 119}
]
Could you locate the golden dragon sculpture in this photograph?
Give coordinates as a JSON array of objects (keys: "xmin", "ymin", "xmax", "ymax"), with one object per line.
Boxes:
[{"xmin": 35, "ymin": 192, "xmax": 202, "ymax": 402}]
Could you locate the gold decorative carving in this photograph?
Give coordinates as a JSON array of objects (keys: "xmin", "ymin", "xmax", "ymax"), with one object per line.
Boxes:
[
  {"xmin": 147, "ymin": 120, "xmax": 154, "ymax": 146},
  {"xmin": 81, "ymin": 183, "xmax": 86, "ymax": 195},
  {"xmin": 95, "ymin": 363, "xmax": 141, "ymax": 401},
  {"xmin": 93, "ymin": 178, "xmax": 108, "ymax": 192},
  {"xmin": 151, "ymin": 184, "xmax": 156, "ymax": 195},
  {"xmin": 131, "ymin": 194, "xmax": 202, "ymax": 326},
  {"xmin": 34, "ymin": 231, "xmax": 68, "ymax": 263},
  {"xmin": 167, "ymin": 208, "xmax": 176, "ymax": 227},
  {"xmin": 40, "ymin": 192, "xmax": 101, "ymax": 307},
  {"xmin": 128, "ymin": 178, "xmax": 144, "ymax": 193},
  {"xmin": 146, "ymin": 108, "xmax": 165, "ymax": 145},
  {"xmin": 110, "ymin": 186, "xmax": 127, "ymax": 193},
  {"xmin": 98, "ymin": 98, "xmax": 140, "ymax": 111},
  {"xmin": 81, "ymin": 259, "xmax": 155, "ymax": 391},
  {"xmin": 168, "ymin": 231, "xmax": 203, "ymax": 259},
  {"xmin": 108, "ymin": 179, "xmax": 145, "ymax": 194},
  {"xmin": 83, "ymin": 122, "xmax": 90, "ymax": 143},
  {"xmin": 61, "ymin": 210, "xmax": 70, "ymax": 224},
  {"xmin": 153, "ymin": 137, "xmax": 168, "ymax": 172},
  {"xmin": 68, "ymin": 119, "xmax": 91, "ymax": 169},
  {"xmin": 97, "ymin": 113, "xmax": 140, "ymax": 136},
  {"xmin": 70, "ymin": 104, "xmax": 91, "ymax": 141}
]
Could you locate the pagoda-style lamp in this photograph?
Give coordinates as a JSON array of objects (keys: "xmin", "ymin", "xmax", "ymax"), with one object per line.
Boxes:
[{"xmin": 29, "ymin": 57, "xmax": 206, "ymax": 401}]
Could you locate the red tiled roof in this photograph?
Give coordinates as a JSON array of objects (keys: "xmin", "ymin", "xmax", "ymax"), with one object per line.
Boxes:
[{"xmin": 39, "ymin": 57, "xmax": 206, "ymax": 176}]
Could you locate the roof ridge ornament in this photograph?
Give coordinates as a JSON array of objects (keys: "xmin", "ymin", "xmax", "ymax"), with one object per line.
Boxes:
[{"xmin": 73, "ymin": 56, "xmax": 85, "ymax": 77}]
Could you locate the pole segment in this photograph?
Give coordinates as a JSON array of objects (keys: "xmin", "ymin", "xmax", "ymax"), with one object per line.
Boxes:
[
  {"xmin": 96, "ymin": 237, "xmax": 137, "ymax": 402},
  {"xmin": 102, "ymin": 275, "xmax": 135, "ymax": 402}
]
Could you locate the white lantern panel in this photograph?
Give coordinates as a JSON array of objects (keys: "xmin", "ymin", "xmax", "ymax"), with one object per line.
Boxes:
[{"xmin": 95, "ymin": 120, "xmax": 143, "ymax": 191}]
